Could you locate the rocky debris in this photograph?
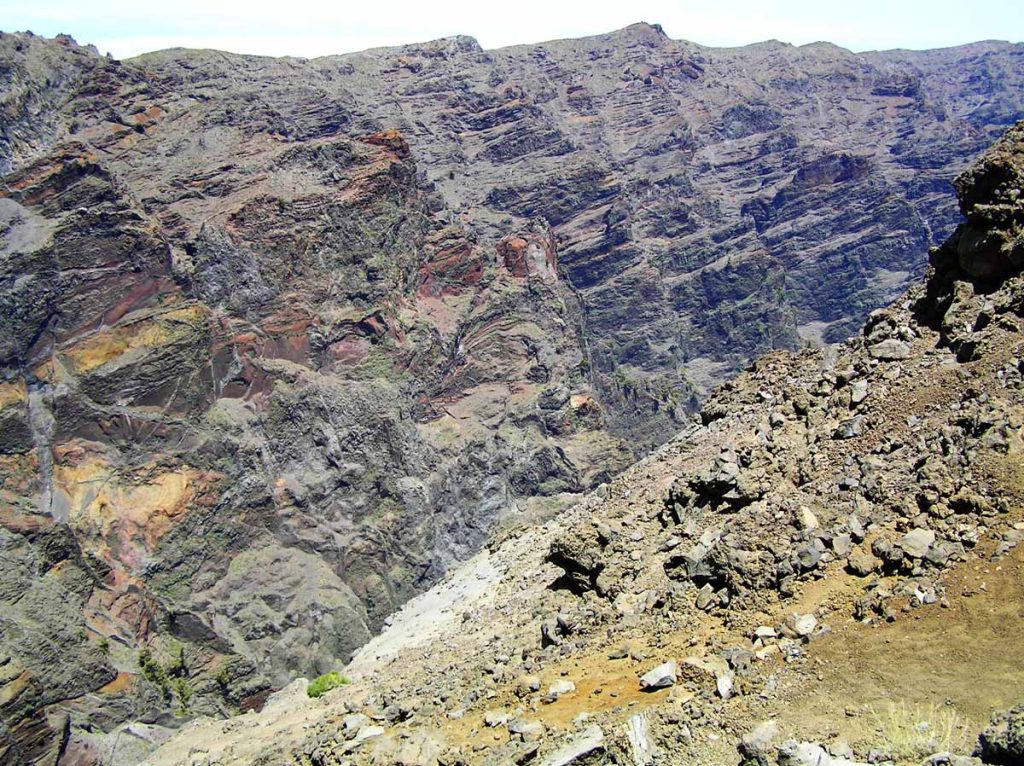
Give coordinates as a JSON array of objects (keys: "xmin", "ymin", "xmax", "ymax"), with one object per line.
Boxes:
[{"xmin": 974, "ymin": 703, "xmax": 1024, "ymax": 765}]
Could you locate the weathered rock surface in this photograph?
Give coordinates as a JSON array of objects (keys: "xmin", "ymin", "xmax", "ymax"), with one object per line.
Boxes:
[
  {"xmin": 975, "ymin": 703, "xmax": 1024, "ymax": 765},
  {"xmin": 139, "ymin": 123, "xmax": 1024, "ymax": 766},
  {"xmin": 1, "ymin": 25, "xmax": 1023, "ymax": 763}
]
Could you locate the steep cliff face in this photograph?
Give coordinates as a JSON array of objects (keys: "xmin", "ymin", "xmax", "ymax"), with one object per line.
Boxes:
[
  {"xmin": 116, "ymin": 26, "xmax": 1024, "ymax": 446},
  {"xmin": 0, "ymin": 35, "xmax": 632, "ymax": 764},
  {"xmin": 0, "ymin": 27, "xmax": 1022, "ymax": 764},
  {"xmin": 142, "ymin": 120, "xmax": 1024, "ymax": 766}
]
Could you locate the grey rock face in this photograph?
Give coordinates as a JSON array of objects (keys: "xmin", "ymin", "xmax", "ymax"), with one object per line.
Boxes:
[
  {"xmin": 1, "ymin": 26, "xmax": 1023, "ymax": 763},
  {"xmin": 975, "ymin": 704, "xmax": 1024, "ymax": 765}
]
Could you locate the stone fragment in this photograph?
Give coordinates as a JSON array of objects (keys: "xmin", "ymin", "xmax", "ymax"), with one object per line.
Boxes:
[
  {"xmin": 545, "ymin": 680, "xmax": 576, "ymax": 701},
  {"xmin": 509, "ymin": 718, "xmax": 545, "ymax": 742},
  {"xmin": 833, "ymin": 533, "xmax": 853, "ymax": 558},
  {"xmin": 777, "ymin": 739, "xmax": 870, "ymax": 766},
  {"xmin": 515, "ymin": 675, "xmax": 541, "ymax": 696},
  {"xmin": 342, "ymin": 713, "xmax": 370, "ymax": 738},
  {"xmin": 717, "ymin": 672, "xmax": 735, "ymax": 699},
  {"xmin": 797, "ymin": 506, "xmax": 819, "ymax": 531},
  {"xmin": 639, "ymin": 661, "xmax": 677, "ymax": 690},
  {"xmin": 834, "ymin": 416, "xmax": 865, "ymax": 439},
  {"xmin": 784, "ymin": 613, "xmax": 817, "ymax": 638},
  {"xmin": 739, "ymin": 720, "xmax": 779, "ymax": 766},
  {"xmin": 868, "ymin": 339, "xmax": 912, "ymax": 360},
  {"xmin": 539, "ymin": 725, "xmax": 605, "ymax": 766},
  {"xmin": 626, "ymin": 713, "xmax": 655, "ymax": 766},
  {"xmin": 900, "ymin": 528, "xmax": 936, "ymax": 559},
  {"xmin": 484, "ymin": 709, "xmax": 510, "ymax": 727},
  {"xmin": 850, "ymin": 379, "xmax": 869, "ymax": 405},
  {"xmin": 695, "ymin": 583, "xmax": 715, "ymax": 610},
  {"xmin": 796, "ymin": 538, "xmax": 826, "ymax": 570},
  {"xmin": 848, "ymin": 514, "xmax": 866, "ymax": 542},
  {"xmin": 847, "ymin": 547, "xmax": 879, "ymax": 576},
  {"xmin": 351, "ymin": 725, "xmax": 385, "ymax": 746}
]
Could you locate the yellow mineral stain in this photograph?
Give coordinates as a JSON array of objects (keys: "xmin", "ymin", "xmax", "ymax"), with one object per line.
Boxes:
[
  {"xmin": 55, "ymin": 453, "xmax": 196, "ymax": 551},
  {"xmin": 0, "ymin": 379, "xmax": 27, "ymax": 410},
  {"xmin": 0, "ymin": 672, "xmax": 31, "ymax": 706},
  {"xmin": 61, "ymin": 305, "xmax": 205, "ymax": 375},
  {"xmin": 99, "ymin": 672, "xmax": 135, "ymax": 695}
]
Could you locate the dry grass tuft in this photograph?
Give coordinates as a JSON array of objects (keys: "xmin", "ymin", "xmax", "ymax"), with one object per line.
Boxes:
[{"xmin": 866, "ymin": 701, "xmax": 976, "ymax": 764}]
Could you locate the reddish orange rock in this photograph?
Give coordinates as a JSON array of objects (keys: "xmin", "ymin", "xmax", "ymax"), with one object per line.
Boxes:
[{"xmin": 496, "ymin": 231, "xmax": 558, "ymax": 281}]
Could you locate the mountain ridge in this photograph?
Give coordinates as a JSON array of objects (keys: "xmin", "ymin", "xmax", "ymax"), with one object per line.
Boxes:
[{"xmin": 1, "ymin": 27, "xmax": 1023, "ymax": 764}]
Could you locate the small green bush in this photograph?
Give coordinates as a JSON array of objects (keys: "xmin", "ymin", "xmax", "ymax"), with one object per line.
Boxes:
[{"xmin": 307, "ymin": 671, "xmax": 349, "ymax": 698}]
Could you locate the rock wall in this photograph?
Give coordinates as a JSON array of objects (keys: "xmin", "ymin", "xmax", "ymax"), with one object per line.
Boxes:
[{"xmin": 0, "ymin": 26, "xmax": 1022, "ymax": 763}]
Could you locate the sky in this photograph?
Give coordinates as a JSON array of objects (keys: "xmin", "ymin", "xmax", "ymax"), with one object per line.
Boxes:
[{"xmin": 1, "ymin": 0, "xmax": 1022, "ymax": 60}]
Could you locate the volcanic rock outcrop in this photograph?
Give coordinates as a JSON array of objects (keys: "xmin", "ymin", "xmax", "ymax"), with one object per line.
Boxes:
[
  {"xmin": 142, "ymin": 120, "xmax": 1024, "ymax": 766},
  {"xmin": 0, "ymin": 24, "xmax": 1023, "ymax": 763}
]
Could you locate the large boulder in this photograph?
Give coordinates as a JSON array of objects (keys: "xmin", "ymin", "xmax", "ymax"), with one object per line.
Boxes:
[{"xmin": 975, "ymin": 703, "xmax": 1024, "ymax": 765}]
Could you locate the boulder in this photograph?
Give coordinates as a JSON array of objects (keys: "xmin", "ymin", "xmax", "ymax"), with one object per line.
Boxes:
[
  {"xmin": 540, "ymin": 725, "xmax": 605, "ymax": 766},
  {"xmin": 900, "ymin": 528, "xmax": 937, "ymax": 559},
  {"xmin": 975, "ymin": 703, "xmax": 1024, "ymax": 764},
  {"xmin": 868, "ymin": 339, "xmax": 912, "ymax": 360},
  {"xmin": 639, "ymin": 661, "xmax": 677, "ymax": 689}
]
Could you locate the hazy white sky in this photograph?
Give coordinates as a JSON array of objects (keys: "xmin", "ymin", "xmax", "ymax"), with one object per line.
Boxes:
[{"xmin": 2, "ymin": 0, "xmax": 1022, "ymax": 59}]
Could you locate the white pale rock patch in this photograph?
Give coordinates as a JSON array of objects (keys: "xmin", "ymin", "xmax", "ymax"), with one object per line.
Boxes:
[
  {"xmin": 626, "ymin": 713, "xmax": 655, "ymax": 766},
  {"xmin": 639, "ymin": 660, "xmax": 677, "ymax": 689},
  {"xmin": 717, "ymin": 672, "xmax": 734, "ymax": 699},
  {"xmin": 787, "ymin": 613, "xmax": 818, "ymax": 637},
  {"xmin": 547, "ymin": 679, "xmax": 576, "ymax": 699},
  {"xmin": 483, "ymin": 709, "xmax": 510, "ymax": 727}
]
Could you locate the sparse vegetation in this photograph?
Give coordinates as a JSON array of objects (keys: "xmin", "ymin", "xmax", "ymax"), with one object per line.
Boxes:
[
  {"xmin": 307, "ymin": 671, "xmax": 350, "ymax": 698},
  {"xmin": 138, "ymin": 648, "xmax": 172, "ymax": 702},
  {"xmin": 173, "ymin": 678, "xmax": 194, "ymax": 714},
  {"xmin": 866, "ymin": 701, "xmax": 974, "ymax": 764},
  {"xmin": 215, "ymin": 665, "xmax": 231, "ymax": 692},
  {"xmin": 139, "ymin": 646, "xmax": 192, "ymax": 709}
]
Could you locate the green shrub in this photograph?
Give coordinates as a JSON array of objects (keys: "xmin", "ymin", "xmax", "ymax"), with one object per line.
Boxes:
[
  {"xmin": 138, "ymin": 649, "xmax": 172, "ymax": 702},
  {"xmin": 307, "ymin": 671, "xmax": 349, "ymax": 698},
  {"xmin": 173, "ymin": 678, "xmax": 193, "ymax": 713}
]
